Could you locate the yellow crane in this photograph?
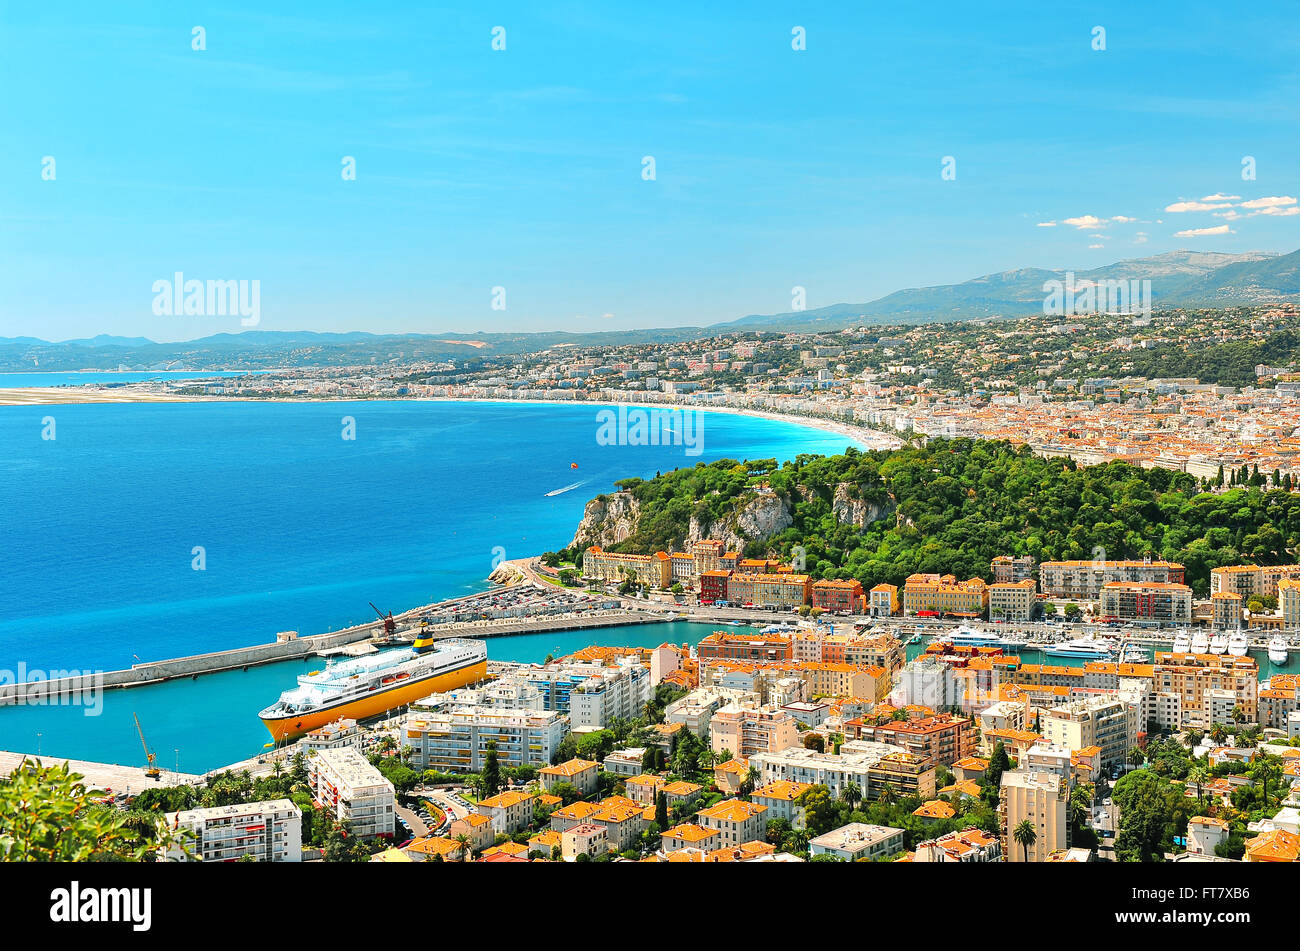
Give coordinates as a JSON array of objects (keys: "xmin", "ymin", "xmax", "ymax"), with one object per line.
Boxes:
[{"xmin": 133, "ymin": 712, "xmax": 161, "ymax": 779}]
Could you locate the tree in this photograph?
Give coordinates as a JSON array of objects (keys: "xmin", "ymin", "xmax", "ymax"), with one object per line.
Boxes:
[
  {"xmin": 482, "ymin": 741, "xmax": 502, "ymax": 798},
  {"xmin": 323, "ymin": 822, "xmax": 370, "ymax": 862},
  {"xmin": 655, "ymin": 791, "xmax": 669, "ymax": 830},
  {"xmin": 842, "ymin": 781, "xmax": 862, "ymax": 810},
  {"xmin": 0, "ymin": 759, "xmax": 190, "ymax": 861},
  {"xmin": 1113, "ymin": 769, "xmax": 1179, "ymax": 862},
  {"xmin": 803, "ymin": 733, "xmax": 826, "ymax": 753},
  {"xmin": 1013, "ymin": 819, "xmax": 1037, "ymax": 862}
]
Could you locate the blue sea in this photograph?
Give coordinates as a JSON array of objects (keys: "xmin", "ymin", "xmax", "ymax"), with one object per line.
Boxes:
[
  {"xmin": 0, "ymin": 399, "xmax": 855, "ymax": 769},
  {"xmin": 0, "ymin": 370, "xmax": 266, "ymax": 388}
]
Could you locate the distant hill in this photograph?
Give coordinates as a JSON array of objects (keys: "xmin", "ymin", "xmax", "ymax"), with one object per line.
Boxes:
[
  {"xmin": 718, "ymin": 249, "xmax": 1297, "ymax": 330},
  {"xmin": 5, "ymin": 249, "xmax": 1299, "ymax": 370}
]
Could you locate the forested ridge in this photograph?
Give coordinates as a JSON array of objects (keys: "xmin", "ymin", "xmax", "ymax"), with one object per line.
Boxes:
[{"xmin": 604, "ymin": 438, "xmax": 1300, "ymax": 595}]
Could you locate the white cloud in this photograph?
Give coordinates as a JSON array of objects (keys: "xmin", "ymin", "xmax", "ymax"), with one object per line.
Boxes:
[
  {"xmin": 1088, "ymin": 243, "xmax": 1105, "ymax": 249},
  {"xmin": 1165, "ymin": 200, "xmax": 1232, "ymax": 212},
  {"xmin": 1063, "ymin": 215, "xmax": 1106, "ymax": 230},
  {"xmin": 1036, "ymin": 221, "xmax": 1057, "ymax": 227},
  {"xmin": 1134, "ymin": 232, "xmax": 1149, "ymax": 244},
  {"xmin": 1253, "ymin": 205, "xmax": 1300, "ymax": 217},
  {"xmin": 1200, "ymin": 193, "xmax": 1241, "ymax": 202},
  {"xmin": 1111, "ymin": 215, "xmax": 1136, "ymax": 223},
  {"xmin": 1240, "ymin": 195, "xmax": 1296, "ymax": 209},
  {"xmin": 1174, "ymin": 224, "xmax": 1232, "ymax": 237}
]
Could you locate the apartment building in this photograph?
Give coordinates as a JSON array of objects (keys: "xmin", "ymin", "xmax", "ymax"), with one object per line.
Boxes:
[
  {"xmin": 1000, "ymin": 769, "xmax": 1069, "ymax": 862},
  {"xmin": 1212, "ymin": 591, "xmax": 1244, "ymax": 630},
  {"xmin": 539, "ymin": 758, "xmax": 599, "ymax": 797},
  {"xmin": 309, "ymin": 747, "xmax": 396, "ymax": 840},
  {"xmin": 1152, "ymin": 653, "xmax": 1259, "ymax": 728},
  {"xmin": 751, "ymin": 780, "xmax": 814, "ymax": 827},
  {"xmin": 1098, "ymin": 581, "xmax": 1193, "ymax": 623},
  {"xmin": 568, "ymin": 662, "xmax": 651, "ymax": 729},
  {"xmin": 726, "ymin": 572, "xmax": 812, "ymax": 609},
  {"xmin": 869, "ymin": 583, "xmax": 899, "ymax": 617},
  {"xmin": 699, "ymin": 569, "xmax": 730, "ymax": 604},
  {"xmin": 811, "ymin": 578, "xmax": 864, "ymax": 613},
  {"xmin": 913, "ymin": 827, "xmax": 1002, "ymax": 862},
  {"xmin": 749, "ymin": 741, "xmax": 937, "ymax": 802},
  {"xmin": 583, "ymin": 546, "xmax": 672, "ymax": 587},
  {"xmin": 992, "ymin": 555, "xmax": 1037, "ymax": 584},
  {"xmin": 1041, "ymin": 695, "xmax": 1138, "ymax": 772},
  {"xmin": 696, "ymin": 799, "xmax": 768, "ymax": 846},
  {"xmin": 476, "ymin": 790, "xmax": 537, "ymax": 835},
  {"xmin": 989, "ymin": 580, "xmax": 1037, "ymax": 621},
  {"xmin": 1281, "ymin": 578, "xmax": 1300, "ymax": 629},
  {"xmin": 1211, "ymin": 563, "xmax": 1300, "ymax": 599},
  {"xmin": 1039, "ymin": 559, "xmax": 1185, "ymax": 600},
  {"xmin": 404, "ymin": 705, "xmax": 567, "ymax": 772},
  {"xmin": 850, "ymin": 713, "xmax": 975, "ymax": 767},
  {"xmin": 809, "ymin": 823, "xmax": 905, "ymax": 861},
  {"xmin": 709, "ymin": 705, "xmax": 800, "ymax": 758},
  {"xmin": 163, "ymin": 800, "xmax": 302, "ymax": 863},
  {"xmin": 697, "ymin": 631, "xmax": 793, "ymax": 662},
  {"xmin": 902, "ymin": 574, "xmax": 989, "ymax": 616}
]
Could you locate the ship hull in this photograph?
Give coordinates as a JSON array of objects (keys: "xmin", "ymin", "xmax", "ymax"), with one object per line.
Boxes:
[{"xmin": 260, "ymin": 658, "xmax": 487, "ymax": 742}]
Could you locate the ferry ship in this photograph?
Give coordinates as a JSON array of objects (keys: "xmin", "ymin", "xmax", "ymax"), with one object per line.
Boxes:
[
  {"xmin": 1041, "ymin": 636, "xmax": 1116, "ymax": 660},
  {"xmin": 1269, "ymin": 635, "xmax": 1289, "ymax": 666},
  {"xmin": 259, "ymin": 637, "xmax": 488, "ymax": 742},
  {"xmin": 1227, "ymin": 631, "xmax": 1249, "ymax": 657}
]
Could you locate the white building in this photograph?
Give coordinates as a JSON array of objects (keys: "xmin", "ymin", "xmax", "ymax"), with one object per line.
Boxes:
[
  {"xmin": 309, "ymin": 747, "xmax": 396, "ymax": 839},
  {"xmin": 163, "ymin": 799, "xmax": 302, "ymax": 863},
  {"xmin": 808, "ymin": 823, "xmax": 904, "ymax": 861},
  {"xmin": 404, "ymin": 704, "xmax": 567, "ymax": 772}
]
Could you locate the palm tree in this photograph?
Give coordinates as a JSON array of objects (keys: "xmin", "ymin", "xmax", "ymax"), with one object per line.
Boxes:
[
  {"xmin": 453, "ymin": 833, "xmax": 472, "ymax": 862},
  {"xmin": 878, "ymin": 782, "xmax": 897, "ymax": 806},
  {"xmin": 842, "ymin": 782, "xmax": 862, "ymax": 810},
  {"xmin": 1013, "ymin": 819, "xmax": 1037, "ymax": 863},
  {"xmin": 1188, "ymin": 766, "xmax": 1208, "ymax": 807}
]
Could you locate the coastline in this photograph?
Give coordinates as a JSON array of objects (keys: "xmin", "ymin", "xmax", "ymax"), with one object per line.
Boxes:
[{"xmin": 0, "ymin": 387, "xmax": 900, "ymax": 452}]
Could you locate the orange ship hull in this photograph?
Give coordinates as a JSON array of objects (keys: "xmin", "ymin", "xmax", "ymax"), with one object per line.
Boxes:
[{"xmin": 260, "ymin": 659, "xmax": 487, "ymax": 742}]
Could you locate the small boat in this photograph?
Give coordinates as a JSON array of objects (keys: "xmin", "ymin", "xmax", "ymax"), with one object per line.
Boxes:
[
  {"xmin": 1269, "ymin": 636, "xmax": 1289, "ymax": 666},
  {"xmin": 1190, "ymin": 632, "xmax": 1210, "ymax": 654},
  {"xmin": 1227, "ymin": 632, "xmax": 1249, "ymax": 657},
  {"xmin": 1209, "ymin": 633, "xmax": 1228, "ymax": 655},
  {"xmin": 1172, "ymin": 631, "xmax": 1192, "ymax": 654},
  {"xmin": 1121, "ymin": 643, "xmax": 1147, "ymax": 663}
]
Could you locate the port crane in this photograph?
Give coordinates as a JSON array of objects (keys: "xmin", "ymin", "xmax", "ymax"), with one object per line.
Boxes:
[
  {"xmin": 133, "ymin": 712, "xmax": 161, "ymax": 779},
  {"xmin": 369, "ymin": 601, "xmax": 397, "ymax": 637}
]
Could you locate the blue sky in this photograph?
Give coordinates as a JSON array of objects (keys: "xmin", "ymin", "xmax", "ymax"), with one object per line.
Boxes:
[{"xmin": 2, "ymin": 1, "xmax": 1299, "ymax": 342}]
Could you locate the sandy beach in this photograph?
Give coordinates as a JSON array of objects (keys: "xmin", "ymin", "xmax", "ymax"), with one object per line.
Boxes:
[{"xmin": 0, "ymin": 386, "xmax": 901, "ymax": 451}]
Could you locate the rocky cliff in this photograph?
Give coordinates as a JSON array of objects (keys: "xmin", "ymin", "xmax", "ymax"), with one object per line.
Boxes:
[{"xmin": 570, "ymin": 482, "xmax": 892, "ymax": 553}]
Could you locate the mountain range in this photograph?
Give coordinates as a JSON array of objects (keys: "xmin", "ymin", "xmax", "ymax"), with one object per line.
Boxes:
[{"xmin": 4, "ymin": 249, "xmax": 1299, "ymax": 370}]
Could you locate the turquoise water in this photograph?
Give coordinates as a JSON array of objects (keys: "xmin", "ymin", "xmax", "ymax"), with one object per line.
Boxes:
[
  {"xmin": 0, "ymin": 622, "xmax": 736, "ymax": 773},
  {"xmin": 0, "ymin": 398, "xmax": 850, "ymax": 768},
  {"xmin": 0, "ymin": 370, "xmax": 266, "ymax": 388},
  {"xmin": 0, "ymin": 399, "xmax": 855, "ymax": 671}
]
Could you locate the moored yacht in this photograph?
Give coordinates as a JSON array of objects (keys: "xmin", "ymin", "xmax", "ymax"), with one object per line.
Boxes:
[
  {"xmin": 1269, "ymin": 635, "xmax": 1289, "ymax": 666},
  {"xmin": 1227, "ymin": 631, "xmax": 1249, "ymax": 657},
  {"xmin": 943, "ymin": 625, "xmax": 1009, "ymax": 648},
  {"xmin": 1190, "ymin": 631, "xmax": 1210, "ymax": 654},
  {"xmin": 1172, "ymin": 631, "xmax": 1192, "ymax": 654},
  {"xmin": 1209, "ymin": 632, "xmax": 1228, "ymax": 655},
  {"xmin": 1042, "ymin": 635, "xmax": 1116, "ymax": 660}
]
